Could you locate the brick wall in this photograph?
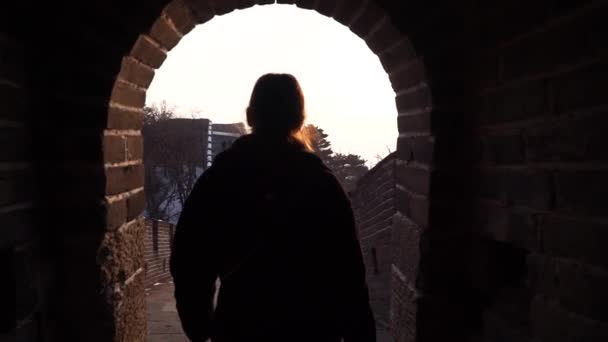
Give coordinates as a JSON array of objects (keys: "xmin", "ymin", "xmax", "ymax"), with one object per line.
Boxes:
[
  {"xmin": 144, "ymin": 219, "xmax": 175, "ymax": 287},
  {"xmin": 5, "ymin": 0, "xmax": 608, "ymax": 341},
  {"xmin": 466, "ymin": 2, "xmax": 608, "ymax": 341},
  {"xmin": 351, "ymin": 153, "xmax": 397, "ymax": 328},
  {"xmin": 0, "ymin": 28, "xmax": 56, "ymax": 340}
]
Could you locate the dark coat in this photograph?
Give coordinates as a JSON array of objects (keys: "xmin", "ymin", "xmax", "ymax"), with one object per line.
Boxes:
[{"xmin": 170, "ymin": 133, "xmax": 376, "ymax": 342}]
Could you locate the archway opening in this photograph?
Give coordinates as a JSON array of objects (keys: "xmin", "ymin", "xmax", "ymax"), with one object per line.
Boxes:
[
  {"xmin": 141, "ymin": 5, "xmax": 398, "ymax": 341},
  {"xmin": 104, "ymin": 0, "xmax": 431, "ymax": 340}
]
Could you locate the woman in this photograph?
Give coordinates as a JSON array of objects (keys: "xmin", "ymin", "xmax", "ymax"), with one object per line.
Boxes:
[{"xmin": 170, "ymin": 73, "xmax": 376, "ymax": 342}]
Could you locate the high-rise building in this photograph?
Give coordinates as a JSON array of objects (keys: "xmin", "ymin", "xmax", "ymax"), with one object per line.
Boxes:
[{"xmin": 206, "ymin": 121, "xmax": 248, "ymax": 168}]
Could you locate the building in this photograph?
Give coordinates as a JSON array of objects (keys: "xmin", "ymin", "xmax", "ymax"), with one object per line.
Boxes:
[
  {"xmin": 206, "ymin": 121, "xmax": 248, "ymax": 168},
  {"xmin": 143, "ymin": 118, "xmax": 247, "ymax": 223}
]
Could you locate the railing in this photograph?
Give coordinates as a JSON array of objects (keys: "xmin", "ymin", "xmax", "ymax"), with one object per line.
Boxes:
[{"xmin": 144, "ymin": 219, "xmax": 176, "ymax": 287}]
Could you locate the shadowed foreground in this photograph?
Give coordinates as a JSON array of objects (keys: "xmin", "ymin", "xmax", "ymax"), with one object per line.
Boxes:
[{"xmin": 146, "ymin": 281, "xmax": 391, "ymax": 342}]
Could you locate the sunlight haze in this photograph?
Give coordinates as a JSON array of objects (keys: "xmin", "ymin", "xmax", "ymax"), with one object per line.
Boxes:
[{"xmin": 146, "ymin": 4, "xmax": 397, "ymax": 166}]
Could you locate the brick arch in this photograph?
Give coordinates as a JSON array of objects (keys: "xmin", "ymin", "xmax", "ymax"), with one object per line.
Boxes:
[
  {"xmin": 106, "ymin": 0, "xmax": 435, "ymax": 340},
  {"xmin": 8, "ymin": 1, "xmax": 607, "ymax": 342}
]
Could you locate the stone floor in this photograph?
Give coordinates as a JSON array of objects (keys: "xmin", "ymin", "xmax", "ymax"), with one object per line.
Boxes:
[
  {"xmin": 146, "ymin": 281, "xmax": 190, "ymax": 342},
  {"xmin": 146, "ymin": 281, "xmax": 392, "ymax": 342}
]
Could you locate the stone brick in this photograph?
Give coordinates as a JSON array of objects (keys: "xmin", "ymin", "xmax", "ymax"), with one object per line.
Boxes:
[
  {"xmin": 417, "ymin": 294, "xmax": 471, "ymax": 341},
  {"xmin": 114, "ymin": 269, "xmax": 146, "ymax": 342},
  {"xmin": 391, "ymin": 215, "xmax": 421, "ymax": 283},
  {"xmin": 525, "ymin": 111, "xmax": 608, "ymax": 162},
  {"xmin": 394, "ymin": 186, "xmax": 411, "ymax": 218},
  {"xmin": 103, "ymin": 135, "xmax": 143, "ymax": 164},
  {"xmin": 118, "ymin": 57, "xmax": 155, "ymax": 89},
  {"xmin": 0, "ymin": 83, "xmax": 26, "ymax": 122},
  {"xmin": 130, "ymin": 35, "xmax": 167, "ymax": 69},
  {"xmin": 509, "ymin": 170, "xmax": 554, "ymax": 209},
  {"xmin": 471, "ymin": 50, "xmax": 499, "ymax": 90},
  {"xmin": 38, "ymin": 162, "xmax": 106, "ymax": 207},
  {"xmin": 480, "ymin": 308, "xmax": 531, "ymax": 342},
  {"xmin": 388, "ymin": 59, "xmax": 427, "ymax": 94},
  {"xmin": 103, "ymin": 135, "xmax": 126, "ymax": 164},
  {"xmin": 126, "ymin": 190, "xmax": 145, "ymax": 221},
  {"xmin": 107, "ymin": 106, "xmax": 144, "ymax": 130},
  {"xmin": 557, "ymin": 261, "xmax": 608, "ymax": 322},
  {"xmin": 349, "ymin": 2, "xmax": 384, "ymax": 38},
  {"xmin": 1, "ymin": 207, "xmax": 34, "ymax": 248},
  {"xmin": 475, "ymin": 0, "xmax": 553, "ymax": 48},
  {"xmin": 43, "ymin": 131, "xmax": 103, "ymax": 163},
  {"xmin": 315, "ymin": 0, "xmax": 340, "ymax": 17},
  {"xmin": 105, "ymin": 164, "xmax": 145, "ymax": 195},
  {"xmin": 527, "ymin": 253, "xmax": 559, "ymax": 297},
  {"xmin": 236, "ymin": 0, "xmax": 255, "ymax": 10},
  {"xmin": 395, "ymin": 165, "xmax": 430, "ymax": 196},
  {"xmin": 333, "ymin": 0, "xmax": 363, "ymax": 26},
  {"xmin": 294, "ymin": 0, "xmax": 316, "ymax": 10},
  {"xmin": 0, "ymin": 127, "xmax": 32, "ymax": 163},
  {"xmin": 506, "ymin": 211, "xmax": 539, "ymax": 251},
  {"xmin": 14, "ymin": 248, "xmax": 39, "ymax": 322},
  {"xmin": 127, "ymin": 136, "xmax": 143, "ymax": 162},
  {"xmin": 208, "ymin": 0, "xmax": 237, "ymax": 15},
  {"xmin": 395, "ymin": 87, "xmax": 432, "ymax": 115},
  {"xmin": 106, "ymin": 198, "xmax": 127, "ymax": 231},
  {"xmin": 531, "ymin": 295, "xmax": 608, "ymax": 342},
  {"xmin": 479, "ymin": 170, "xmax": 553, "ymax": 210},
  {"xmin": 100, "ymin": 220, "xmax": 145, "ymax": 283},
  {"xmin": 477, "ymin": 80, "xmax": 547, "ymax": 126},
  {"xmin": 390, "ymin": 270, "xmax": 417, "ymax": 342},
  {"xmin": 501, "ymin": 7, "xmax": 607, "ymax": 82},
  {"xmin": 0, "ymin": 169, "xmax": 34, "ymax": 208},
  {"xmin": 398, "ymin": 193, "xmax": 427, "ymax": 230},
  {"xmin": 149, "ymin": 15, "xmax": 182, "ymax": 51},
  {"xmin": 556, "ymin": 170, "xmax": 608, "ymax": 217},
  {"xmin": 110, "ymin": 80, "xmax": 146, "ymax": 108},
  {"xmin": 475, "ymin": 204, "xmax": 539, "ymax": 251},
  {"xmin": 52, "ymin": 68, "xmax": 115, "ymax": 101},
  {"xmin": 378, "ymin": 39, "xmax": 417, "ymax": 75},
  {"xmin": 553, "ymin": 61, "xmax": 608, "ymax": 114},
  {"xmin": 365, "ymin": 19, "xmax": 402, "ymax": 55},
  {"xmin": 0, "ymin": 35, "xmax": 24, "ymax": 84},
  {"xmin": 542, "ymin": 216, "xmax": 608, "ymax": 268},
  {"xmin": 188, "ymin": 0, "xmax": 215, "ymax": 22},
  {"xmin": 396, "ymin": 135, "xmax": 434, "ymax": 164},
  {"xmin": 163, "ymin": 0, "xmax": 197, "ymax": 35},
  {"xmin": 481, "ymin": 133, "xmax": 525, "ymax": 164}
]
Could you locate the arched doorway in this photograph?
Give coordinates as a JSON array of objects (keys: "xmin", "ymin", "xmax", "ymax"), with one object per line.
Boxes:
[{"xmin": 105, "ymin": 0, "xmax": 432, "ymax": 341}]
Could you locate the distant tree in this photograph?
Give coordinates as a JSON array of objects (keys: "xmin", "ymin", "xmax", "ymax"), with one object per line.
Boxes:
[
  {"xmin": 303, "ymin": 124, "xmax": 369, "ymax": 192},
  {"xmin": 302, "ymin": 124, "xmax": 334, "ymax": 165},
  {"xmin": 143, "ymin": 100, "xmax": 175, "ymax": 126},
  {"xmin": 143, "ymin": 101, "xmax": 177, "ymax": 221},
  {"xmin": 330, "ymin": 153, "xmax": 369, "ymax": 193}
]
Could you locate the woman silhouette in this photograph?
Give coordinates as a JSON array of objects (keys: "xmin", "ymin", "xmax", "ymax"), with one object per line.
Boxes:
[{"xmin": 170, "ymin": 73, "xmax": 376, "ymax": 342}]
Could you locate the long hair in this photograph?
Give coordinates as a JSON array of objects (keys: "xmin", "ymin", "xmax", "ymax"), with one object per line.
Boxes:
[{"xmin": 246, "ymin": 73, "xmax": 313, "ymax": 150}]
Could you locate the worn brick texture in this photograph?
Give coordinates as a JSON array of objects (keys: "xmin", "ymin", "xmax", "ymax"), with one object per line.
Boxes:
[
  {"xmin": 351, "ymin": 153, "xmax": 397, "ymax": 328},
  {"xmin": 144, "ymin": 219, "xmax": 176, "ymax": 287},
  {"xmin": 4, "ymin": 0, "xmax": 607, "ymax": 341}
]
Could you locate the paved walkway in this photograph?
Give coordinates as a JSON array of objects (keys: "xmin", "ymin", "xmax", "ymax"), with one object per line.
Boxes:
[
  {"xmin": 146, "ymin": 281, "xmax": 392, "ymax": 342},
  {"xmin": 146, "ymin": 281, "xmax": 189, "ymax": 342}
]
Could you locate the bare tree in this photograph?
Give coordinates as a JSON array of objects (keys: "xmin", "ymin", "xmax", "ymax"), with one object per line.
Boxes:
[
  {"xmin": 144, "ymin": 104, "xmax": 208, "ymax": 221},
  {"xmin": 143, "ymin": 101, "xmax": 178, "ymax": 221}
]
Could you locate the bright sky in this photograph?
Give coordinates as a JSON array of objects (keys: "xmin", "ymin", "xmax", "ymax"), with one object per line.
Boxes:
[{"xmin": 146, "ymin": 4, "xmax": 397, "ymax": 166}]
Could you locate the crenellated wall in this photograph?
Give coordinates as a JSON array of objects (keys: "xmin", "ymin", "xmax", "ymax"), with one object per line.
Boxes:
[
  {"xmin": 143, "ymin": 220, "xmax": 175, "ymax": 288},
  {"xmin": 350, "ymin": 153, "xmax": 397, "ymax": 328},
  {"xmin": 5, "ymin": 0, "xmax": 608, "ymax": 341}
]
